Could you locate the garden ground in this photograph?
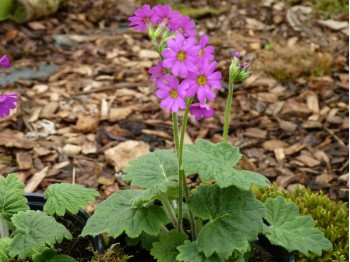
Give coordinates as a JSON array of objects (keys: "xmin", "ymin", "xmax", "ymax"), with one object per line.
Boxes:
[{"xmin": 0, "ymin": 0, "xmax": 348, "ymax": 207}]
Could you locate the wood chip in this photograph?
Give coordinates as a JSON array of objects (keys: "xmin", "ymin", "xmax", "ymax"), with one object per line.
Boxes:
[
  {"xmin": 295, "ymin": 154, "xmax": 321, "ymax": 167},
  {"xmin": 281, "ymin": 100, "xmax": 312, "ymax": 117},
  {"xmin": 244, "ymin": 128, "xmax": 267, "ymax": 139},
  {"xmin": 75, "ymin": 115, "xmax": 100, "ymax": 133},
  {"xmin": 63, "ymin": 144, "xmax": 82, "ymax": 155},
  {"xmin": 274, "ymin": 148, "xmax": 285, "ymax": 162},
  {"xmin": 263, "ymin": 140, "xmax": 289, "ymax": 151},
  {"xmin": 283, "ymin": 143, "xmax": 306, "ymax": 155},
  {"xmin": 24, "ymin": 166, "xmax": 49, "ymax": 193},
  {"xmin": 108, "ymin": 107, "xmax": 133, "ymax": 122},
  {"xmin": 306, "ymin": 92, "xmax": 319, "ymax": 114},
  {"xmin": 16, "ymin": 152, "xmax": 33, "ymax": 170},
  {"xmin": 104, "ymin": 140, "xmax": 150, "ymax": 172}
]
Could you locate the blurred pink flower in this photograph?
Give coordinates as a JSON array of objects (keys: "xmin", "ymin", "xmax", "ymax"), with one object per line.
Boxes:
[
  {"xmin": 0, "ymin": 94, "xmax": 18, "ymax": 118},
  {"xmin": 0, "ymin": 55, "xmax": 11, "ymax": 68},
  {"xmin": 189, "ymin": 103, "xmax": 215, "ymax": 120},
  {"xmin": 128, "ymin": 4, "xmax": 156, "ymax": 32}
]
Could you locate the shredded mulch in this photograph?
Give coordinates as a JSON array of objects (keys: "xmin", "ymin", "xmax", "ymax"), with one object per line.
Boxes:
[{"xmin": 0, "ymin": 0, "xmax": 348, "ymax": 206}]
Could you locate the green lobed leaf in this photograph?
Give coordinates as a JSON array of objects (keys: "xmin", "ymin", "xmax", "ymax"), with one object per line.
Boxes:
[
  {"xmin": 0, "ymin": 174, "xmax": 29, "ymax": 220},
  {"xmin": 123, "ymin": 150, "xmax": 178, "ymax": 189},
  {"xmin": 126, "ymin": 232, "xmax": 159, "ymax": 251},
  {"xmin": 176, "ymin": 240, "xmax": 224, "ymax": 262},
  {"xmin": 263, "ymin": 196, "xmax": 333, "ymax": 256},
  {"xmin": 183, "ymin": 139, "xmax": 269, "ymax": 190},
  {"xmin": 32, "ymin": 247, "xmax": 78, "ymax": 262},
  {"xmin": 188, "ymin": 184, "xmax": 265, "ymax": 259},
  {"xmin": 44, "ymin": 183, "xmax": 99, "ymax": 216},
  {"xmin": 81, "ymin": 189, "xmax": 168, "ymax": 238},
  {"xmin": 132, "ymin": 181, "xmax": 178, "ymax": 207},
  {"xmin": 0, "ymin": 238, "xmax": 11, "ymax": 262},
  {"xmin": 150, "ymin": 230, "xmax": 188, "ymax": 262},
  {"xmin": 9, "ymin": 210, "xmax": 72, "ymax": 259}
]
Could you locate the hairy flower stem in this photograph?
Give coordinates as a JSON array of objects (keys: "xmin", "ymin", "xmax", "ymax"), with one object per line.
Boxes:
[
  {"xmin": 160, "ymin": 224, "xmax": 170, "ymax": 233},
  {"xmin": 161, "ymin": 198, "xmax": 178, "ymax": 229},
  {"xmin": 178, "ymin": 98, "xmax": 197, "ymax": 240},
  {"xmin": 172, "ymin": 113, "xmax": 180, "ymax": 154},
  {"xmin": 172, "ymin": 113, "xmax": 183, "ymax": 231},
  {"xmin": 223, "ymin": 80, "xmax": 234, "ymax": 141},
  {"xmin": 0, "ymin": 214, "xmax": 9, "ymax": 238}
]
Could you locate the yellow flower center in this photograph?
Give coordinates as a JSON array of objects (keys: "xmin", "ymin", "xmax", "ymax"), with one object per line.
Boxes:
[
  {"xmin": 177, "ymin": 51, "xmax": 186, "ymax": 61},
  {"xmin": 199, "ymin": 49, "xmax": 204, "ymax": 57},
  {"xmin": 196, "ymin": 75, "xmax": 208, "ymax": 86},
  {"xmin": 170, "ymin": 89, "xmax": 178, "ymax": 98}
]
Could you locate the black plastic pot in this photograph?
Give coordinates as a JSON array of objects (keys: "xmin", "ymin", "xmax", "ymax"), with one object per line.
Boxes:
[
  {"xmin": 25, "ymin": 193, "xmax": 104, "ymax": 257},
  {"xmin": 251, "ymin": 235, "xmax": 295, "ymax": 262}
]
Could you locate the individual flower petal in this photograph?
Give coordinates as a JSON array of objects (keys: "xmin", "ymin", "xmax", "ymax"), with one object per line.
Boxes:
[
  {"xmin": 0, "ymin": 55, "xmax": 11, "ymax": 68},
  {"xmin": 189, "ymin": 103, "xmax": 215, "ymax": 120}
]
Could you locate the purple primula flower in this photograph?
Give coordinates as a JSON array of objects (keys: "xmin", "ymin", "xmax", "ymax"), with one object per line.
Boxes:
[
  {"xmin": 162, "ymin": 34, "xmax": 200, "ymax": 78},
  {"xmin": 170, "ymin": 15, "xmax": 197, "ymax": 37},
  {"xmin": 198, "ymin": 34, "xmax": 214, "ymax": 62},
  {"xmin": 153, "ymin": 5, "xmax": 181, "ymax": 29},
  {"xmin": 189, "ymin": 103, "xmax": 215, "ymax": 120},
  {"xmin": 182, "ymin": 60, "xmax": 222, "ymax": 103},
  {"xmin": 149, "ymin": 60, "xmax": 166, "ymax": 85},
  {"xmin": 128, "ymin": 4, "xmax": 156, "ymax": 32},
  {"xmin": 0, "ymin": 55, "xmax": 11, "ymax": 68},
  {"xmin": 0, "ymin": 93, "xmax": 18, "ymax": 118},
  {"xmin": 155, "ymin": 75, "xmax": 186, "ymax": 112}
]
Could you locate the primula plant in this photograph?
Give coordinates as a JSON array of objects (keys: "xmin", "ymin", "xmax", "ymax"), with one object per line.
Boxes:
[
  {"xmin": 81, "ymin": 4, "xmax": 332, "ymax": 261},
  {"xmin": 0, "ymin": 174, "xmax": 99, "ymax": 261}
]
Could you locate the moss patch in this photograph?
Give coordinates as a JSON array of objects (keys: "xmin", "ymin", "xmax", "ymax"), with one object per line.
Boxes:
[{"xmin": 254, "ymin": 184, "xmax": 349, "ymax": 261}]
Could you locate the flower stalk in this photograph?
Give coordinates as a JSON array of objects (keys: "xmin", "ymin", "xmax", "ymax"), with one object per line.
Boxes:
[{"xmin": 0, "ymin": 214, "xmax": 9, "ymax": 238}]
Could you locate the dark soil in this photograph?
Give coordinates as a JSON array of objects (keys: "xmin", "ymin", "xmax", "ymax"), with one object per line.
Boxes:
[{"xmin": 55, "ymin": 214, "xmax": 95, "ymax": 261}]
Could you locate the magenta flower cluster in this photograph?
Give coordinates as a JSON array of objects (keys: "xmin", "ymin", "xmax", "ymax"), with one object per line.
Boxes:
[
  {"xmin": 0, "ymin": 55, "xmax": 18, "ymax": 118},
  {"xmin": 129, "ymin": 5, "xmax": 222, "ymax": 120}
]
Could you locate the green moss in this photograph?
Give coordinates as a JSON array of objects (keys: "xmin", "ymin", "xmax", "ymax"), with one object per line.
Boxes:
[
  {"xmin": 276, "ymin": 0, "xmax": 348, "ymax": 15},
  {"xmin": 253, "ymin": 184, "xmax": 349, "ymax": 261},
  {"xmin": 91, "ymin": 244, "xmax": 132, "ymax": 262}
]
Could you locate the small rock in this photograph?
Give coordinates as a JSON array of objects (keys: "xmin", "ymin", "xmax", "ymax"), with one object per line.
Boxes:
[
  {"xmin": 105, "ymin": 140, "xmax": 150, "ymax": 172},
  {"xmin": 63, "ymin": 144, "xmax": 82, "ymax": 155}
]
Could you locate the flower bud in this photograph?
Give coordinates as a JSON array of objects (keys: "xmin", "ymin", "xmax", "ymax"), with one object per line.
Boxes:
[{"xmin": 229, "ymin": 56, "xmax": 251, "ymax": 83}]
